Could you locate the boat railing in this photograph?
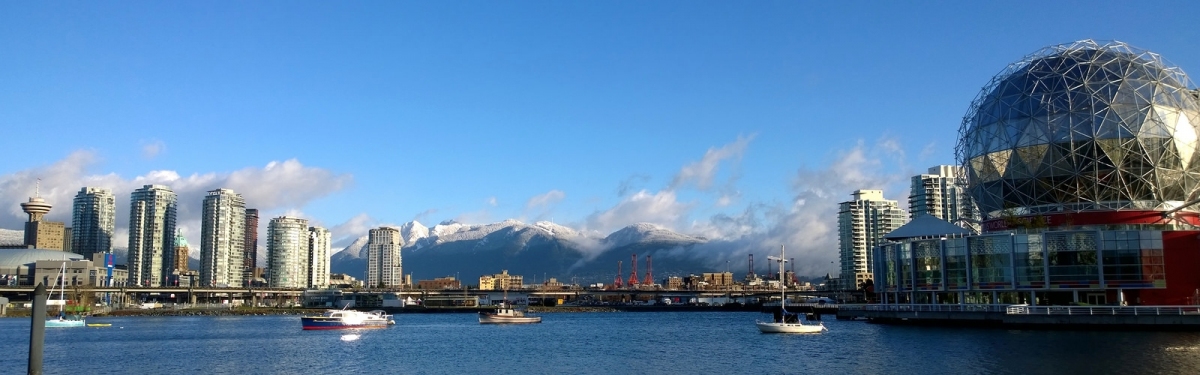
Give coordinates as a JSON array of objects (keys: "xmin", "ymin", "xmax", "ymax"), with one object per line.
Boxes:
[{"xmin": 1005, "ymin": 305, "xmax": 1200, "ymax": 316}]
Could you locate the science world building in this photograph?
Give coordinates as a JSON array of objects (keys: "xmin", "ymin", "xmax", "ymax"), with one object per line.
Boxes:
[{"xmin": 874, "ymin": 40, "xmax": 1200, "ymax": 306}]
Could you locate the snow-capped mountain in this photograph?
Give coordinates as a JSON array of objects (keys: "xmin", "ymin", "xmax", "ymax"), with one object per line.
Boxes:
[
  {"xmin": 603, "ymin": 222, "xmax": 704, "ymax": 248},
  {"xmin": 330, "ymin": 220, "xmax": 708, "ymax": 283}
]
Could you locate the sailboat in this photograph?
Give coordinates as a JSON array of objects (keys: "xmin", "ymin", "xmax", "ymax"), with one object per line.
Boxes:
[
  {"xmin": 756, "ymin": 245, "xmax": 825, "ymax": 334},
  {"xmin": 46, "ymin": 262, "xmax": 86, "ymax": 328}
]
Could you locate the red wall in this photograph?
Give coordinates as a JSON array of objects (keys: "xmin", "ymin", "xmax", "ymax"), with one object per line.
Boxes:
[
  {"xmin": 1138, "ymin": 231, "xmax": 1200, "ymax": 305},
  {"xmin": 982, "ymin": 211, "xmax": 1200, "ymax": 232}
]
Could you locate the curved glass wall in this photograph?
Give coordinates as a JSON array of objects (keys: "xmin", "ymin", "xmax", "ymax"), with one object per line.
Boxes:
[{"xmin": 877, "ymin": 229, "xmax": 1165, "ymax": 302}]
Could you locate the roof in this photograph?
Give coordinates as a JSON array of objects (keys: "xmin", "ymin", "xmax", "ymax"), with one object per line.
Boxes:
[
  {"xmin": 884, "ymin": 215, "xmax": 972, "ymax": 240},
  {"xmin": 0, "ymin": 248, "xmax": 85, "ymax": 268}
]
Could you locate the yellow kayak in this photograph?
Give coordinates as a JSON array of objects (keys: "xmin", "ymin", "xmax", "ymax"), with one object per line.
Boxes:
[{"xmin": 86, "ymin": 323, "xmax": 112, "ymax": 327}]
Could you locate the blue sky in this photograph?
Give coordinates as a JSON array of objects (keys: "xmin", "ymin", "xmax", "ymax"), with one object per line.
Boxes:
[{"xmin": 4, "ymin": 1, "xmax": 1200, "ymax": 271}]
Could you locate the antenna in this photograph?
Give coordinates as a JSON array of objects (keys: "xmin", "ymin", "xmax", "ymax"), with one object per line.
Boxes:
[{"xmin": 36, "ymin": 178, "xmax": 41, "ymax": 198}]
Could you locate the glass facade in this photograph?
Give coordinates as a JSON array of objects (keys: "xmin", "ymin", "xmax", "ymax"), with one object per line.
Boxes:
[
  {"xmin": 969, "ymin": 235, "xmax": 1012, "ymax": 289},
  {"xmin": 875, "ymin": 229, "xmax": 1166, "ymax": 301}
]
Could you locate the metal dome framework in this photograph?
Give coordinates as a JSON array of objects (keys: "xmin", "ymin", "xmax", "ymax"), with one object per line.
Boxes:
[{"xmin": 956, "ymin": 40, "xmax": 1200, "ymax": 219}]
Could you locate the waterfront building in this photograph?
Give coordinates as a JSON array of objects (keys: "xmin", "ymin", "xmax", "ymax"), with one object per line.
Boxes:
[
  {"xmin": 70, "ymin": 187, "xmax": 116, "ymax": 259},
  {"xmin": 366, "ymin": 227, "xmax": 403, "ymax": 288},
  {"xmin": 875, "ymin": 40, "xmax": 1200, "ymax": 306},
  {"xmin": 666, "ymin": 276, "xmax": 683, "ymax": 290},
  {"xmin": 417, "ymin": 276, "xmax": 461, "ymax": 290},
  {"xmin": 267, "ymin": 216, "xmax": 309, "ymax": 288},
  {"xmin": 243, "ymin": 208, "xmax": 259, "ymax": 283},
  {"xmin": 329, "ymin": 273, "xmax": 364, "ymax": 289},
  {"xmin": 909, "ymin": 166, "xmax": 978, "ymax": 233},
  {"xmin": 21, "ymin": 183, "xmax": 67, "ymax": 251},
  {"xmin": 838, "ymin": 189, "xmax": 906, "ymax": 290},
  {"xmin": 32, "ymin": 254, "xmax": 129, "ymax": 287},
  {"xmin": 128, "ymin": 184, "xmax": 177, "ymax": 287},
  {"xmin": 308, "ymin": 226, "xmax": 331, "ymax": 288},
  {"xmin": 200, "ymin": 189, "xmax": 246, "ymax": 287},
  {"xmin": 478, "ymin": 270, "xmax": 523, "ymax": 290}
]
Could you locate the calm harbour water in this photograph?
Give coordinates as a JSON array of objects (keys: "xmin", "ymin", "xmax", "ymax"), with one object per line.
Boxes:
[{"xmin": 3, "ymin": 311, "xmax": 1200, "ymax": 374}]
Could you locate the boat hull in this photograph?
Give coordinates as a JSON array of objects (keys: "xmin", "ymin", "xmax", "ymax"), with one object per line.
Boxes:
[
  {"xmin": 46, "ymin": 319, "xmax": 86, "ymax": 328},
  {"xmin": 756, "ymin": 321, "xmax": 825, "ymax": 334},
  {"xmin": 478, "ymin": 313, "xmax": 541, "ymax": 324},
  {"xmin": 301, "ymin": 316, "xmax": 391, "ymax": 330}
]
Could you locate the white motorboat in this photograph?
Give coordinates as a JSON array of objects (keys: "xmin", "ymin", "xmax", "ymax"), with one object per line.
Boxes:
[
  {"xmin": 301, "ymin": 309, "xmax": 394, "ymax": 330},
  {"xmin": 756, "ymin": 245, "xmax": 826, "ymax": 334},
  {"xmin": 479, "ymin": 302, "xmax": 541, "ymax": 324}
]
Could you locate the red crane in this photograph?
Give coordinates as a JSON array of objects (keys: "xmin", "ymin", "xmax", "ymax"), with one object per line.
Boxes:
[
  {"xmin": 614, "ymin": 260, "xmax": 623, "ymax": 289},
  {"xmin": 628, "ymin": 253, "xmax": 640, "ymax": 286},
  {"xmin": 643, "ymin": 255, "xmax": 653, "ymax": 286}
]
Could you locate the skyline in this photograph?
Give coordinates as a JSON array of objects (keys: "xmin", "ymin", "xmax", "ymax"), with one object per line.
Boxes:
[{"xmin": 4, "ymin": 2, "xmax": 1200, "ymax": 276}]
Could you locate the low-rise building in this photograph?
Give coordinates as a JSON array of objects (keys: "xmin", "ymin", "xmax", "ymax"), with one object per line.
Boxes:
[{"xmin": 417, "ymin": 276, "xmax": 461, "ymax": 290}]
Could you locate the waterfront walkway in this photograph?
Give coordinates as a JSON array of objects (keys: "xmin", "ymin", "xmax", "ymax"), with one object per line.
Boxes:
[{"xmin": 837, "ymin": 303, "xmax": 1200, "ymax": 330}]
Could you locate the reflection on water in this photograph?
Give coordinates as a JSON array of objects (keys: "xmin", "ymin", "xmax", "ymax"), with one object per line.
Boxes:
[{"xmin": 2, "ymin": 312, "xmax": 1200, "ymax": 374}]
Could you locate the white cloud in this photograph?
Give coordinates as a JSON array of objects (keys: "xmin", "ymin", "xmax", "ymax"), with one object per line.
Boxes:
[
  {"xmin": 675, "ymin": 138, "xmax": 917, "ymax": 277},
  {"xmin": 583, "ymin": 190, "xmax": 692, "ymax": 235},
  {"xmin": 328, "ymin": 213, "xmax": 377, "ymax": 248},
  {"xmin": 669, "ymin": 134, "xmax": 754, "ymax": 191},
  {"xmin": 486, "ymin": 197, "xmax": 498, "ymax": 206},
  {"xmin": 141, "ymin": 139, "xmax": 166, "ymax": 159},
  {"xmin": 0, "ymin": 151, "xmax": 352, "ymax": 251},
  {"xmin": 525, "ymin": 190, "xmax": 564, "ymax": 210}
]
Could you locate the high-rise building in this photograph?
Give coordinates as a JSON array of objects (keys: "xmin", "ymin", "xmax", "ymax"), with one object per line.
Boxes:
[
  {"xmin": 366, "ymin": 227, "xmax": 403, "ymax": 288},
  {"xmin": 71, "ymin": 187, "xmax": 116, "ymax": 259},
  {"xmin": 308, "ymin": 226, "xmax": 331, "ymax": 288},
  {"xmin": 267, "ymin": 216, "xmax": 309, "ymax": 288},
  {"xmin": 200, "ymin": 189, "xmax": 246, "ymax": 287},
  {"xmin": 243, "ymin": 208, "xmax": 259, "ymax": 283},
  {"xmin": 909, "ymin": 165, "xmax": 978, "ymax": 232},
  {"xmin": 838, "ymin": 189, "xmax": 905, "ymax": 290},
  {"xmin": 128, "ymin": 184, "xmax": 177, "ymax": 286}
]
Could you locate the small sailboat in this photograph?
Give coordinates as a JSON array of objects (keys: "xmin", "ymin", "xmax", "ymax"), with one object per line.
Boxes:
[
  {"xmin": 46, "ymin": 262, "xmax": 86, "ymax": 328},
  {"xmin": 756, "ymin": 245, "xmax": 825, "ymax": 334}
]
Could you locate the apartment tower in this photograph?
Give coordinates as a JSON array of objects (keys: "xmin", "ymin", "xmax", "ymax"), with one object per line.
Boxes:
[
  {"xmin": 71, "ymin": 187, "xmax": 116, "ymax": 259},
  {"xmin": 837, "ymin": 189, "xmax": 905, "ymax": 290},
  {"xmin": 308, "ymin": 226, "xmax": 331, "ymax": 288},
  {"xmin": 200, "ymin": 189, "xmax": 246, "ymax": 287},
  {"xmin": 128, "ymin": 184, "xmax": 178, "ymax": 286},
  {"xmin": 909, "ymin": 165, "xmax": 978, "ymax": 232},
  {"xmin": 366, "ymin": 227, "xmax": 403, "ymax": 288},
  {"xmin": 243, "ymin": 208, "xmax": 259, "ymax": 283},
  {"xmin": 267, "ymin": 216, "xmax": 309, "ymax": 288}
]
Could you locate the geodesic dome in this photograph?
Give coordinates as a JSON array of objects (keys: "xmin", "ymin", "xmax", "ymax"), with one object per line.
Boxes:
[{"xmin": 956, "ymin": 40, "xmax": 1200, "ymax": 218}]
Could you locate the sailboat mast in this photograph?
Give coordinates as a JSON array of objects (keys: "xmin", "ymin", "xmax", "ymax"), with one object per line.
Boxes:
[{"xmin": 780, "ymin": 245, "xmax": 785, "ymax": 309}]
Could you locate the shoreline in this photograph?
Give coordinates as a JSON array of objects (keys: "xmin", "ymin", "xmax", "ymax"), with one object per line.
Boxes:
[{"xmin": 2, "ymin": 304, "xmax": 771, "ymax": 318}]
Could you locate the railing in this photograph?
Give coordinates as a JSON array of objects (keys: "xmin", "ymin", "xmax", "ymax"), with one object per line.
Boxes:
[
  {"xmin": 857, "ymin": 304, "xmax": 1012, "ymax": 313},
  {"xmin": 1006, "ymin": 305, "xmax": 1200, "ymax": 316}
]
